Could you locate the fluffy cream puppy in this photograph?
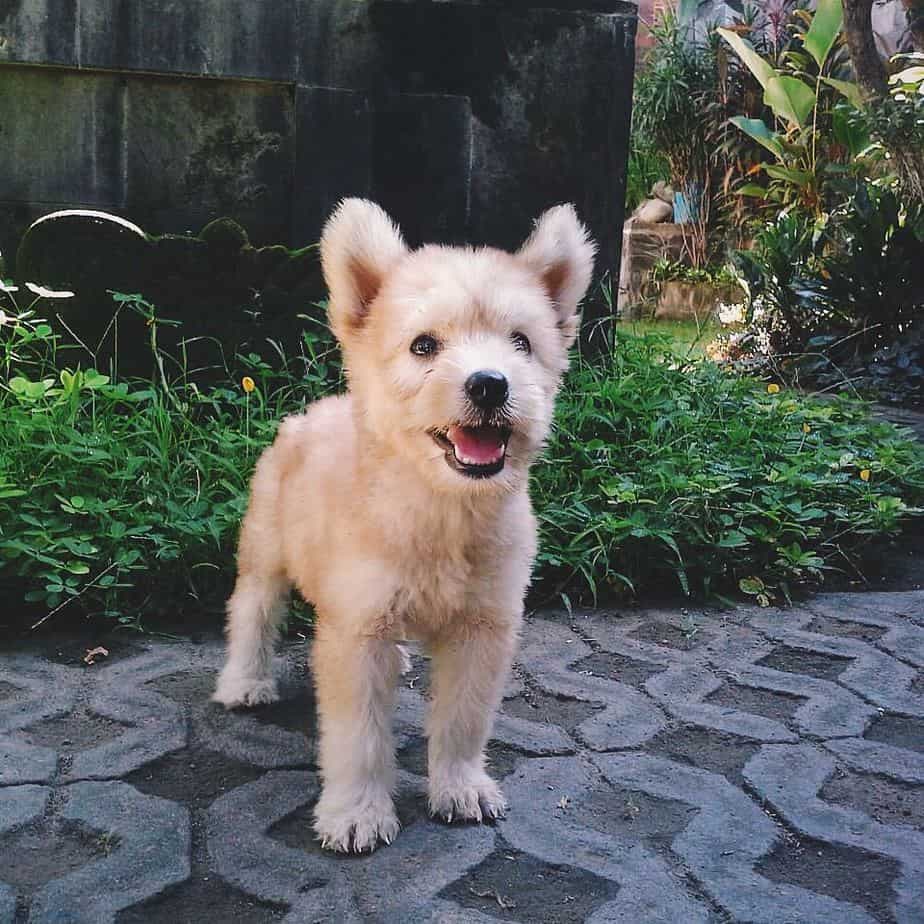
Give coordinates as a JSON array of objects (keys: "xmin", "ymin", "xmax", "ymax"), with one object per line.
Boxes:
[{"xmin": 213, "ymin": 199, "xmax": 595, "ymax": 853}]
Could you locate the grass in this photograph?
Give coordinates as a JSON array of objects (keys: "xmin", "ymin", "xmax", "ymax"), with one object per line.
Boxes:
[
  {"xmin": 616, "ymin": 318, "xmax": 724, "ymax": 358},
  {"xmin": 1, "ymin": 290, "xmax": 922, "ymax": 630}
]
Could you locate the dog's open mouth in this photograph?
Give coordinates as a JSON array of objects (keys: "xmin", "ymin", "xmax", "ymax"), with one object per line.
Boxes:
[{"xmin": 431, "ymin": 425, "xmax": 511, "ymax": 479}]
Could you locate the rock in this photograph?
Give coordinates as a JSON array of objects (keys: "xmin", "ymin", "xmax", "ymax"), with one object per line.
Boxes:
[
  {"xmin": 199, "ymin": 218, "xmax": 250, "ymax": 253},
  {"xmin": 16, "ymin": 210, "xmax": 148, "ymax": 296},
  {"xmin": 633, "ymin": 199, "xmax": 674, "ymax": 224},
  {"xmin": 652, "ymin": 181, "xmax": 675, "ymax": 204}
]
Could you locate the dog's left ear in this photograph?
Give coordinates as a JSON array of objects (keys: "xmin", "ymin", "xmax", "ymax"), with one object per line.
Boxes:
[
  {"xmin": 320, "ymin": 198, "xmax": 408, "ymax": 341},
  {"xmin": 517, "ymin": 205, "xmax": 596, "ymax": 348}
]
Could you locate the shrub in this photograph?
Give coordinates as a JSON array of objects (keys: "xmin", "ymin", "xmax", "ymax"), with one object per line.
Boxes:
[
  {"xmin": 0, "ymin": 291, "xmax": 339, "ymax": 630},
  {"xmin": 532, "ymin": 332, "xmax": 924, "ymax": 607},
  {"xmin": 1, "ymin": 292, "xmax": 922, "ymax": 628}
]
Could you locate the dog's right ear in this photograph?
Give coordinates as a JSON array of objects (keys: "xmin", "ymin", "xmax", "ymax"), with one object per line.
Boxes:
[{"xmin": 320, "ymin": 199, "xmax": 407, "ymax": 339}]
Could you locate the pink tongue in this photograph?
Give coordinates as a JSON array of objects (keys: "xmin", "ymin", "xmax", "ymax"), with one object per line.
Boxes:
[{"xmin": 448, "ymin": 426, "xmax": 506, "ymax": 464}]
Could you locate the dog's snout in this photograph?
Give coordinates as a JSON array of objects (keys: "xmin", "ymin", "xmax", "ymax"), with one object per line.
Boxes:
[{"xmin": 465, "ymin": 370, "xmax": 509, "ymax": 409}]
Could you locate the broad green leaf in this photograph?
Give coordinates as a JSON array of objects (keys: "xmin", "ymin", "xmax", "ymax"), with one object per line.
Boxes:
[
  {"xmin": 763, "ymin": 164, "xmax": 814, "ymax": 187},
  {"xmin": 764, "ymin": 74, "xmax": 815, "ymax": 126},
  {"xmin": 729, "ymin": 116, "xmax": 784, "ymax": 158},
  {"xmin": 736, "ymin": 183, "xmax": 769, "ymax": 199},
  {"xmin": 821, "ymin": 77, "xmax": 863, "ymax": 108},
  {"xmin": 739, "ymin": 576, "xmax": 766, "ymax": 595},
  {"xmin": 803, "ymin": 0, "xmax": 843, "ymax": 70},
  {"xmin": 832, "ymin": 107, "xmax": 870, "ymax": 157},
  {"xmin": 717, "ymin": 28, "xmax": 778, "ymax": 91}
]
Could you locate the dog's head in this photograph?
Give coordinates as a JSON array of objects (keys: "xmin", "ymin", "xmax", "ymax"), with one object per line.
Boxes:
[{"xmin": 320, "ymin": 199, "xmax": 596, "ymax": 493}]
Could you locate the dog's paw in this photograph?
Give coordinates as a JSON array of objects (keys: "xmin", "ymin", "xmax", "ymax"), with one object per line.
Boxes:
[
  {"xmin": 314, "ymin": 791, "xmax": 400, "ymax": 853},
  {"xmin": 212, "ymin": 671, "xmax": 280, "ymax": 709},
  {"xmin": 429, "ymin": 769, "xmax": 507, "ymax": 824}
]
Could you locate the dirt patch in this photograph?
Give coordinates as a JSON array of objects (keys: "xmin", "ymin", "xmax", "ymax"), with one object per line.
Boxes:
[
  {"xmin": 116, "ymin": 875, "xmax": 287, "ymax": 924},
  {"xmin": 704, "ymin": 682, "xmax": 805, "ymax": 722},
  {"xmin": 0, "ymin": 818, "xmax": 108, "ymax": 892},
  {"xmin": 756, "ymin": 832, "xmax": 899, "ymax": 923},
  {"xmin": 573, "ymin": 651, "xmax": 665, "ymax": 687},
  {"xmin": 148, "ymin": 670, "xmax": 218, "ymax": 705},
  {"xmin": 250, "ymin": 691, "xmax": 319, "ymax": 740},
  {"xmin": 398, "ymin": 737, "xmax": 524, "ymax": 781},
  {"xmin": 864, "ymin": 713, "xmax": 924, "ymax": 753},
  {"xmin": 805, "ymin": 616, "xmax": 887, "ymax": 643},
  {"xmin": 20, "ymin": 711, "xmax": 127, "ymax": 751},
  {"xmin": 757, "ymin": 645, "xmax": 854, "ymax": 681},
  {"xmin": 821, "ymin": 769, "xmax": 924, "ymax": 829},
  {"xmin": 4, "ymin": 634, "xmax": 146, "ymax": 668},
  {"xmin": 125, "ymin": 746, "xmax": 263, "ymax": 810},
  {"xmin": 502, "ymin": 691, "xmax": 602, "ymax": 732},
  {"xmin": 568, "ymin": 782, "xmax": 695, "ymax": 846},
  {"xmin": 628, "ymin": 620, "xmax": 705, "ymax": 651},
  {"xmin": 440, "ymin": 840, "xmax": 620, "ymax": 922},
  {"xmin": 647, "ymin": 725, "xmax": 761, "ymax": 786}
]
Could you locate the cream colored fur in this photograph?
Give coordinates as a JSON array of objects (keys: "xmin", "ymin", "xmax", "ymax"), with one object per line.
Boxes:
[{"xmin": 213, "ymin": 199, "xmax": 595, "ymax": 853}]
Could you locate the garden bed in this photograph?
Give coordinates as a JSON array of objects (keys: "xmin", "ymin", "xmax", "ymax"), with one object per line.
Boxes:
[{"xmin": 2, "ymin": 292, "xmax": 922, "ymax": 633}]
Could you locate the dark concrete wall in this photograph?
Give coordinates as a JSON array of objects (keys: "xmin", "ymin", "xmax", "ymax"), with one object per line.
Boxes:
[{"xmin": 0, "ymin": 0, "xmax": 637, "ymax": 334}]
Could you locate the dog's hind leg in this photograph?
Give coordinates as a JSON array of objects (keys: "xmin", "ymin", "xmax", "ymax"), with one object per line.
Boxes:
[
  {"xmin": 214, "ymin": 451, "xmax": 290, "ymax": 708},
  {"xmin": 426, "ymin": 622, "xmax": 517, "ymax": 823}
]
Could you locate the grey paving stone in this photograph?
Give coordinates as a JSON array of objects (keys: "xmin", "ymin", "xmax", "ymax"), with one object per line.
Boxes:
[
  {"xmin": 29, "ymin": 781, "xmax": 190, "ymax": 924},
  {"xmin": 596, "ymin": 752, "xmax": 878, "ymax": 924},
  {"xmin": 207, "ymin": 769, "xmax": 495, "ymax": 922},
  {"xmin": 0, "ymin": 658, "xmax": 80, "ymax": 786},
  {"xmin": 0, "ymin": 784, "xmax": 50, "ymax": 921},
  {"xmin": 824, "ymin": 736, "xmax": 924, "ymax": 784},
  {"xmin": 518, "ymin": 618, "xmax": 668, "ymax": 749},
  {"xmin": 3, "ymin": 595, "xmax": 923, "ymax": 922},
  {"xmin": 499, "ymin": 755, "xmax": 714, "ymax": 922},
  {"xmin": 745, "ymin": 743, "xmax": 924, "ymax": 924}
]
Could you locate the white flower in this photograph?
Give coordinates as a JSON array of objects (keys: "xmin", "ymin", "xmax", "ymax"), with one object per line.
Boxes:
[
  {"xmin": 0, "ymin": 281, "xmax": 19, "ymax": 294},
  {"xmin": 718, "ymin": 302, "xmax": 746, "ymax": 325},
  {"xmin": 25, "ymin": 282, "xmax": 75, "ymax": 299},
  {"xmin": 0, "ymin": 310, "xmax": 8, "ymax": 326}
]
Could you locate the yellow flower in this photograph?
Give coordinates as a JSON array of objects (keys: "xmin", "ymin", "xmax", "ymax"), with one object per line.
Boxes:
[
  {"xmin": 767, "ymin": 383, "xmax": 780, "ymax": 394},
  {"xmin": 241, "ymin": 376, "xmax": 255, "ymax": 394},
  {"xmin": 802, "ymin": 423, "xmax": 811, "ymax": 434},
  {"xmin": 859, "ymin": 469, "xmax": 871, "ymax": 482}
]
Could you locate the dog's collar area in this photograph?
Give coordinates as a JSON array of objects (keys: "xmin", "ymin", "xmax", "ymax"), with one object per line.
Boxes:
[{"xmin": 430, "ymin": 426, "xmax": 510, "ymax": 479}]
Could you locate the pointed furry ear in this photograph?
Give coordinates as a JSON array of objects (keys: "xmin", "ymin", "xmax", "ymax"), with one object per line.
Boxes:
[
  {"xmin": 517, "ymin": 204, "xmax": 596, "ymax": 348},
  {"xmin": 320, "ymin": 199, "xmax": 407, "ymax": 340}
]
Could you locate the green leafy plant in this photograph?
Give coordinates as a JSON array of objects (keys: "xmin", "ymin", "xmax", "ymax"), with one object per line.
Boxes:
[
  {"xmin": 532, "ymin": 332, "xmax": 924, "ymax": 606},
  {"xmin": 2, "ymin": 290, "xmax": 922, "ymax": 628},
  {"xmin": 649, "ymin": 258, "xmax": 741, "ymax": 288},
  {"xmin": 719, "ymin": 0, "xmax": 867, "ymax": 215},
  {"xmin": 0, "ymin": 289, "xmax": 339, "ymax": 630}
]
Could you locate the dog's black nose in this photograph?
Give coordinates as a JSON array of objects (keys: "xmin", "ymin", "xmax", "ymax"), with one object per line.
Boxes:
[{"xmin": 465, "ymin": 369, "xmax": 509, "ymax": 409}]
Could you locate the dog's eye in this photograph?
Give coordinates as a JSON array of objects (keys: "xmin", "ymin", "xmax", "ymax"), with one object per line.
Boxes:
[
  {"xmin": 511, "ymin": 332, "xmax": 532, "ymax": 354},
  {"xmin": 410, "ymin": 334, "xmax": 439, "ymax": 357}
]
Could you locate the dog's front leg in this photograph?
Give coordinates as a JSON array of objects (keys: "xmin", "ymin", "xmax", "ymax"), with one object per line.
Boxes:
[
  {"xmin": 311, "ymin": 619, "xmax": 403, "ymax": 853},
  {"xmin": 427, "ymin": 622, "xmax": 517, "ymax": 822}
]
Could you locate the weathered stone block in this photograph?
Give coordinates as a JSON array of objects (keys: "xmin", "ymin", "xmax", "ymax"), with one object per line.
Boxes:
[
  {"xmin": 0, "ymin": 67, "xmax": 122, "ymax": 206},
  {"xmin": 292, "ymin": 86, "xmax": 373, "ymax": 247},
  {"xmin": 0, "ymin": 0, "xmax": 77, "ymax": 67},
  {"xmin": 79, "ymin": 0, "xmax": 296, "ymax": 81},
  {"xmin": 123, "ymin": 77, "xmax": 295, "ymax": 244},
  {"xmin": 372, "ymin": 93, "xmax": 472, "ymax": 247}
]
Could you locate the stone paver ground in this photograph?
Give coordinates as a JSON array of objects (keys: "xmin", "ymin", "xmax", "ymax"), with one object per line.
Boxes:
[{"xmin": 1, "ymin": 591, "xmax": 923, "ymax": 923}]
